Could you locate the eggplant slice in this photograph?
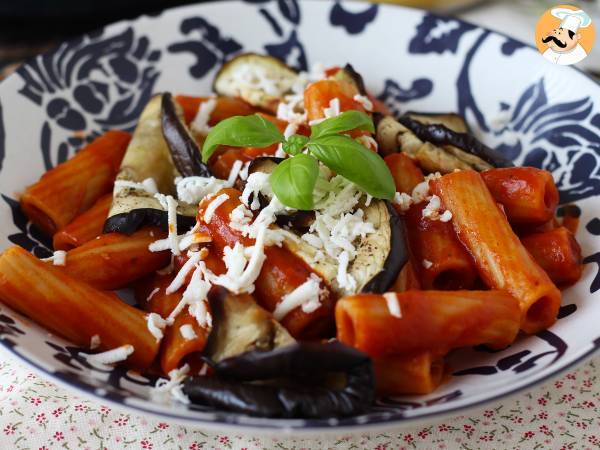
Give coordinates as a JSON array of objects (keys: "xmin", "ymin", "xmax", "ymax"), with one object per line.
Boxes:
[
  {"xmin": 404, "ymin": 111, "xmax": 469, "ymax": 133},
  {"xmin": 284, "ymin": 199, "xmax": 407, "ymax": 297},
  {"xmin": 104, "ymin": 95, "xmax": 197, "ymax": 234},
  {"xmin": 244, "ymin": 157, "xmax": 316, "ymax": 233},
  {"xmin": 161, "ymin": 92, "xmax": 212, "ymax": 178},
  {"xmin": 184, "ymin": 341, "xmax": 375, "ymax": 418},
  {"xmin": 205, "ymin": 287, "xmax": 295, "ymax": 363},
  {"xmin": 213, "ymin": 53, "xmax": 299, "ymax": 113},
  {"xmin": 376, "ymin": 115, "xmax": 512, "ymax": 173},
  {"xmin": 333, "ymin": 63, "xmax": 368, "ymax": 96}
]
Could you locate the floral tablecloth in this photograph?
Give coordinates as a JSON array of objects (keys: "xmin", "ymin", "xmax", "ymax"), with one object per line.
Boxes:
[{"xmin": 0, "ymin": 351, "xmax": 598, "ymax": 450}]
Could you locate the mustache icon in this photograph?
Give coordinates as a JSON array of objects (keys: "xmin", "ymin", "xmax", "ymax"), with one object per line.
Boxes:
[{"xmin": 542, "ymin": 35, "xmax": 567, "ymax": 48}]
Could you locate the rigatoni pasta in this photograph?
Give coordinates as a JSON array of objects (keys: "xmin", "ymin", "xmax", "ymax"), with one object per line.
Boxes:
[
  {"xmin": 0, "ymin": 246, "xmax": 159, "ymax": 369},
  {"xmin": 430, "ymin": 170, "xmax": 561, "ymax": 334},
  {"xmin": 20, "ymin": 130, "xmax": 130, "ymax": 235}
]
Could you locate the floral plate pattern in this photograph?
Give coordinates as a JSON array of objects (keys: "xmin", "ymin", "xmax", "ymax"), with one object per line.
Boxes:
[{"xmin": 0, "ymin": 0, "xmax": 599, "ymax": 433}]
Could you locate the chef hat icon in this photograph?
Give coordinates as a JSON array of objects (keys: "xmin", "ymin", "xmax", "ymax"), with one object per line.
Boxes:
[{"xmin": 551, "ymin": 8, "xmax": 592, "ymax": 33}]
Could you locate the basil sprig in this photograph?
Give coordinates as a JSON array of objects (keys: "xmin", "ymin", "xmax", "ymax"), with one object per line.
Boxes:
[{"xmin": 201, "ymin": 110, "xmax": 395, "ymax": 210}]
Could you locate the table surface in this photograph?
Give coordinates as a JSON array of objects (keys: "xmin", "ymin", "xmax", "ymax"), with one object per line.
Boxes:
[
  {"xmin": 0, "ymin": 352, "xmax": 599, "ymax": 449},
  {"xmin": 1, "ymin": 1, "xmax": 599, "ymax": 449}
]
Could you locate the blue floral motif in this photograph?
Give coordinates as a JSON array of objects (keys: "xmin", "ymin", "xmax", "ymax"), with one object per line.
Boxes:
[
  {"xmin": 330, "ymin": 1, "xmax": 378, "ymax": 35},
  {"xmin": 278, "ymin": 0, "xmax": 301, "ymax": 25},
  {"xmin": 375, "ymin": 390, "xmax": 462, "ymax": 412},
  {"xmin": 377, "ymin": 78, "xmax": 434, "ymax": 115},
  {"xmin": 583, "ymin": 217, "xmax": 600, "ymax": 293},
  {"xmin": 454, "ymin": 330, "xmax": 567, "ymax": 376},
  {"xmin": 1, "ymin": 195, "xmax": 52, "ymax": 258},
  {"xmin": 0, "ymin": 313, "xmax": 25, "ymax": 349},
  {"xmin": 46, "ymin": 341, "xmax": 156, "ymax": 391},
  {"xmin": 16, "ymin": 27, "xmax": 160, "ymax": 169},
  {"xmin": 488, "ymin": 78, "xmax": 600, "ymax": 203},
  {"xmin": 408, "ymin": 13, "xmax": 476, "ymax": 55},
  {"xmin": 168, "ymin": 17, "xmax": 242, "ymax": 79},
  {"xmin": 265, "ymin": 30, "xmax": 307, "ymax": 71}
]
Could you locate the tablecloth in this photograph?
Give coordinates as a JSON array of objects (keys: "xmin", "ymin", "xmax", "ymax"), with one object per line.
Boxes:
[{"xmin": 0, "ymin": 352, "xmax": 598, "ymax": 450}]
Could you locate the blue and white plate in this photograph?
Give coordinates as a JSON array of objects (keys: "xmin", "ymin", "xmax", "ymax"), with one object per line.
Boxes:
[{"xmin": 0, "ymin": 0, "xmax": 599, "ymax": 434}]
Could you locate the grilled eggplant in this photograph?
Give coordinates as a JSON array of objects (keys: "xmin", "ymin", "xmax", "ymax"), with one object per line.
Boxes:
[
  {"xmin": 104, "ymin": 95, "xmax": 196, "ymax": 234},
  {"xmin": 205, "ymin": 288, "xmax": 295, "ymax": 363},
  {"xmin": 405, "ymin": 111, "xmax": 469, "ymax": 133},
  {"xmin": 161, "ymin": 92, "xmax": 212, "ymax": 178},
  {"xmin": 284, "ymin": 199, "xmax": 407, "ymax": 297},
  {"xmin": 245, "ymin": 157, "xmax": 316, "ymax": 232},
  {"xmin": 376, "ymin": 115, "xmax": 512, "ymax": 173},
  {"xmin": 333, "ymin": 63, "xmax": 367, "ymax": 96},
  {"xmin": 213, "ymin": 53, "xmax": 299, "ymax": 113},
  {"xmin": 184, "ymin": 341, "xmax": 375, "ymax": 418}
]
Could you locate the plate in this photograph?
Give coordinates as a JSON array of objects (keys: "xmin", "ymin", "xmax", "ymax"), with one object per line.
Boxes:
[{"xmin": 0, "ymin": 0, "xmax": 599, "ymax": 434}]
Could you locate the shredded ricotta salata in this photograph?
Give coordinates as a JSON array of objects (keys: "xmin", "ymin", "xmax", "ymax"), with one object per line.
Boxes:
[
  {"xmin": 383, "ymin": 292, "xmax": 402, "ymax": 318},
  {"xmin": 80, "ymin": 345, "xmax": 134, "ymax": 365}
]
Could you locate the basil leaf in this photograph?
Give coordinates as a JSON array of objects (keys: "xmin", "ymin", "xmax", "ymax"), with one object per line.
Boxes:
[
  {"xmin": 202, "ymin": 114, "xmax": 284, "ymax": 162},
  {"xmin": 270, "ymin": 154, "xmax": 319, "ymax": 210},
  {"xmin": 308, "ymin": 135, "xmax": 395, "ymax": 199},
  {"xmin": 310, "ymin": 111, "xmax": 375, "ymax": 139},
  {"xmin": 282, "ymin": 134, "xmax": 309, "ymax": 155}
]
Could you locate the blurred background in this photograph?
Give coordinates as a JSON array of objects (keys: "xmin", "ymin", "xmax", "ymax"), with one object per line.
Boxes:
[{"xmin": 0, "ymin": 0, "xmax": 598, "ymax": 78}]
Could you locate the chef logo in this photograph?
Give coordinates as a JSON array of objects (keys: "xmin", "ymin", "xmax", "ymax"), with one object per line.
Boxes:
[{"xmin": 535, "ymin": 5, "xmax": 595, "ymax": 65}]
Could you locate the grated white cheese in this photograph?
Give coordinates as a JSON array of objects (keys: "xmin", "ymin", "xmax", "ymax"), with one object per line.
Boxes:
[
  {"xmin": 383, "ymin": 292, "xmax": 402, "ymax": 318},
  {"xmin": 212, "ymin": 226, "xmax": 267, "ymax": 294},
  {"xmin": 166, "ymin": 251, "xmax": 202, "ymax": 294},
  {"xmin": 176, "ymin": 176, "xmax": 228, "ymax": 205},
  {"xmin": 167, "ymin": 263, "xmax": 212, "ymax": 326},
  {"xmin": 422, "ymin": 259, "xmax": 433, "ymax": 269},
  {"xmin": 353, "ymin": 94, "xmax": 373, "ymax": 111},
  {"xmin": 190, "ymin": 98, "xmax": 216, "ymax": 136},
  {"xmin": 308, "ymin": 98, "xmax": 341, "ymax": 126},
  {"xmin": 151, "ymin": 194, "xmax": 180, "ymax": 256},
  {"xmin": 153, "ymin": 364, "xmax": 190, "ymax": 405},
  {"xmin": 439, "ymin": 210, "xmax": 453, "ymax": 222},
  {"xmin": 80, "ymin": 345, "xmax": 134, "ymax": 366},
  {"xmin": 411, "ymin": 180, "xmax": 431, "ymax": 204},
  {"xmin": 393, "ymin": 192, "xmax": 413, "ymax": 212},
  {"xmin": 51, "ymin": 250, "xmax": 67, "ymax": 266},
  {"xmin": 273, "ymin": 273, "xmax": 324, "ymax": 320},
  {"xmin": 239, "ymin": 161, "xmax": 251, "ymax": 181},
  {"xmin": 113, "ymin": 178, "xmax": 158, "ymax": 195},
  {"xmin": 146, "ymin": 287, "xmax": 160, "ymax": 303},
  {"xmin": 178, "ymin": 232, "xmax": 211, "ymax": 252},
  {"xmin": 188, "ymin": 299, "xmax": 212, "ymax": 329},
  {"xmin": 179, "ymin": 324, "xmax": 198, "ymax": 341},
  {"xmin": 146, "ymin": 313, "xmax": 168, "ymax": 342},
  {"xmin": 203, "ymin": 193, "xmax": 229, "ymax": 224},
  {"xmin": 241, "ymin": 172, "xmax": 272, "ymax": 210},
  {"xmin": 226, "ymin": 160, "xmax": 244, "ymax": 187},
  {"xmin": 336, "ymin": 250, "xmax": 356, "ymax": 292},
  {"xmin": 231, "ymin": 63, "xmax": 285, "ymax": 97},
  {"xmin": 276, "ymin": 94, "xmax": 307, "ymax": 125},
  {"xmin": 422, "ymin": 195, "xmax": 442, "ymax": 219},
  {"xmin": 90, "ymin": 335, "xmax": 101, "ymax": 350}
]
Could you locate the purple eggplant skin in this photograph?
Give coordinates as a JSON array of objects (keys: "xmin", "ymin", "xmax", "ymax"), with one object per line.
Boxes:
[
  {"xmin": 361, "ymin": 201, "xmax": 408, "ymax": 294},
  {"xmin": 103, "ymin": 209, "xmax": 196, "ymax": 235},
  {"xmin": 397, "ymin": 115, "xmax": 514, "ymax": 168},
  {"xmin": 161, "ymin": 92, "xmax": 212, "ymax": 178},
  {"xmin": 245, "ymin": 157, "xmax": 316, "ymax": 233},
  {"xmin": 183, "ymin": 341, "xmax": 375, "ymax": 418},
  {"xmin": 341, "ymin": 63, "xmax": 367, "ymax": 96}
]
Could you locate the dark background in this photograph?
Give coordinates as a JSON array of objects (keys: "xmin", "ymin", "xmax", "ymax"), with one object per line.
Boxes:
[{"xmin": 0, "ymin": 0, "xmax": 199, "ymax": 76}]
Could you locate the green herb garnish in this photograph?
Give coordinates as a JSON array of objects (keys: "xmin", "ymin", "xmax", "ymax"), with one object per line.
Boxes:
[{"xmin": 201, "ymin": 111, "xmax": 395, "ymax": 210}]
